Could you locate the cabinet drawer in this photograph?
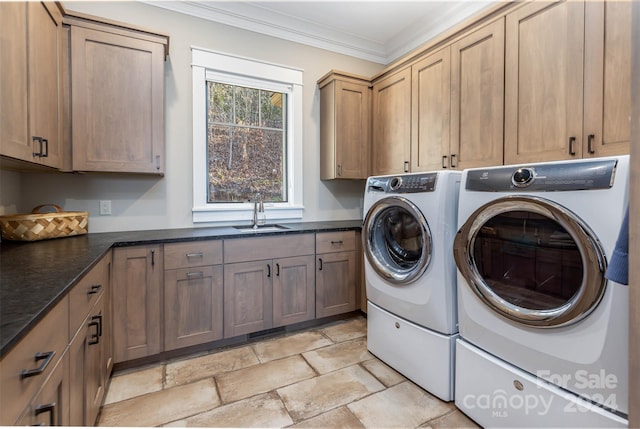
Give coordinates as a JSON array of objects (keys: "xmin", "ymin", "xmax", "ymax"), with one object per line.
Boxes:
[
  {"xmin": 0, "ymin": 296, "xmax": 69, "ymax": 425},
  {"xmin": 224, "ymin": 234, "xmax": 315, "ymax": 263},
  {"xmin": 316, "ymin": 230, "xmax": 356, "ymax": 254},
  {"xmin": 164, "ymin": 240, "xmax": 223, "ymax": 270},
  {"xmin": 68, "ymin": 256, "xmax": 109, "ymax": 337}
]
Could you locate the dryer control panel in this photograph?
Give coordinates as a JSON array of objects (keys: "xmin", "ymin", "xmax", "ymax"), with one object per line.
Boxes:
[{"xmin": 366, "ymin": 173, "xmax": 437, "ymax": 193}]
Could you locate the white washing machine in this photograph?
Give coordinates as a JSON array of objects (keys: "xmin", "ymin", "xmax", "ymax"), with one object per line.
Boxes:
[
  {"xmin": 362, "ymin": 170, "xmax": 461, "ymax": 401},
  {"xmin": 453, "ymin": 156, "xmax": 629, "ymax": 427}
]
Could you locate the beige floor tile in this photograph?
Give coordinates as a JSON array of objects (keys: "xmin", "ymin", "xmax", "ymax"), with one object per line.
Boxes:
[
  {"xmin": 252, "ymin": 330, "xmax": 333, "ymax": 363},
  {"xmin": 320, "ymin": 317, "xmax": 367, "ymax": 342},
  {"xmin": 361, "ymin": 358, "xmax": 406, "ymax": 387},
  {"xmin": 98, "ymin": 378, "xmax": 220, "ymax": 427},
  {"xmin": 426, "ymin": 409, "xmax": 481, "ymax": 429},
  {"xmin": 165, "ymin": 345, "xmax": 259, "ymax": 387},
  {"xmin": 290, "ymin": 406, "xmax": 365, "ymax": 428},
  {"xmin": 302, "ymin": 338, "xmax": 371, "ymax": 374},
  {"xmin": 216, "ymin": 355, "xmax": 315, "ymax": 403},
  {"xmin": 278, "ymin": 364, "xmax": 385, "ymax": 421},
  {"xmin": 103, "ymin": 365, "xmax": 163, "ymax": 405},
  {"xmin": 347, "ymin": 381, "xmax": 455, "ymax": 428},
  {"xmin": 167, "ymin": 392, "xmax": 293, "ymax": 427}
]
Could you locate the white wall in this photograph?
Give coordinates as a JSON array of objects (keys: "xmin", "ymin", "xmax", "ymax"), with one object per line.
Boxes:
[{"xmin": 1, "ymin": 1, "xmax": 383, "ymax": 233}]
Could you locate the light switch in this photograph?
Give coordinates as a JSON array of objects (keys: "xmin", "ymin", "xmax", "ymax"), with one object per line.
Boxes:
[{"xmin": 99, "ymin": 200, "xmax": 112, "ymax": 215}]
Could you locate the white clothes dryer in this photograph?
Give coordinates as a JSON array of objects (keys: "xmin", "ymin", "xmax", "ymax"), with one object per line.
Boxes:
[
  {"xmin": 453, "ymin": 156, "xmax": 629, "ymax": 427},
  {"xmin": 363, "ymin": 170, "xmax": 461, "ymax": 401}
]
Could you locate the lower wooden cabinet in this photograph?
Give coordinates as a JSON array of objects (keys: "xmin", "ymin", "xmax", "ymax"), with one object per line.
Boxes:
[
  {"xmin": 223, "ymin": 234, "xmax": 316, "ymax": 338},
  {"xmin": 16, "ymin": 353, "xmax": 70, "ymax": 426},
  {"xmin": 316, "ymin": 231, "xmax": 357, "ymax": 318},
  {"xmin": 69, "ymin": 294, "xmax": 107, "ymax": 426},
  {"xmin": 224, "ymin": 260, "xmax": 274, "ymax": 337},
  {"xmin": 273, "ymin": 255, "xmax": 315, "ymax": 328},
  {"xmin": 164, "ymin": 265, "xmax": 223, "ymax": 350},
  {"xmin": 112, "ymin": 245, "xmax": 163, "ymax": 363}
]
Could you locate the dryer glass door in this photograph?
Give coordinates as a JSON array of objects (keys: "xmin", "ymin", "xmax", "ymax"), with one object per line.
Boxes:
[
  {"xmin": 454, "ymin": 195, "xmax": 607, "ymax": 328},
  {"xmin": 363, "ymin": 196, "xmax": 431, "ymax": 285}
]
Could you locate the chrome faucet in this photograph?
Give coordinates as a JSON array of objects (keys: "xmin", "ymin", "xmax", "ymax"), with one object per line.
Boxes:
[{"xmin": 252, "ymin": 194, "xmax": 265, "ymax": 229}]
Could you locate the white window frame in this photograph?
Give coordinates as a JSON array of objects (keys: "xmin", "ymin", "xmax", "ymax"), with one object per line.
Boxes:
[{"xmin": 191, "ymin": 47, "xmax": 304, "ymax": 224}]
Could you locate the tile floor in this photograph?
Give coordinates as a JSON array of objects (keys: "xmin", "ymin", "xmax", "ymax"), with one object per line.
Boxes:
[{"xmin": 98, "ymin": 315, "xmax": 480, "ymax": 428}]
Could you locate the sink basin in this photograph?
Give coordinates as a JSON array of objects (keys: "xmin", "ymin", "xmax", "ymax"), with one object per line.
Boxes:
[{"xmin": 233, "ymin": 224, "xmax": 290, "ymax": 233}]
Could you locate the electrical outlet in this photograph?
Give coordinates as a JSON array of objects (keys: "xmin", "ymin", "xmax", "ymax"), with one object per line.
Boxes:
[{"xmin": 99, "ymin": 200, "xmax": 112, "ymax": 216}]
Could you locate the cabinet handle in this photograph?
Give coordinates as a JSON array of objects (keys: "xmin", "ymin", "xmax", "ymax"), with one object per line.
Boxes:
[
  {"xmin": 87, "ymin": 284, "xmax": 102, "ymax": 295},
  {"xmin": 318, "ymin": 258, "xmax": 323, "ymax": 271},
  {"xmin": 330, "ymin": 240, "xmax": 343, "ymax": 245},
  {"xmin": 151, "ymin": 250, "xmax": 155, "ymax": 266},
  {"xmin": 403, "ymin": 161, "xmax": 409, "ymax": 173},
  {"xmin": 450, "ymin": 154, "xmax": 456, "ymax": 168},
  {"xmin": 35, "ymin": 402, "xmax": 56, "ymax": 426},
  {"xmin": 88, "ymin": 316, "xmax": 101, "ymax": 345},
  {"xmin": 568, "ymin": 136, "xmax": 576, "ymax": 156},
  {"xmin": 156, "ymin": 155, "xmax": 161, "ymax": 171},
  {"xmin": 442, "ymin": 155, "xmax": 448, "ymax": 169},
  {"xmin": 587, "ymin": 134, "xmax": 596, "ymax": 154},
  {"xmin": 186, "ymin": 252, "xmax": 204, "ymax": 258},
  {"xmin": 186, "ymin": 271, "xmax": 204, "ymax": 278},
  {"xmin": 32, "ymin": 136, "xmax": 43, "ymax": 157},
  {"xmin": 276, "ymin": 263, "xmax": 280, "ymax": 276},
  {"xmin": 41, "ymin": 138, "xmax": 48, "ymax": 158},
  {"xmin": 337, "ymin": 164, "xmax": 342, "ymax": 177},
  {"xmin": 20, "ymin": 351, "xmax": 55, "ymax": 379},
  {"xmin": 267, "ymin": 264, "xmax": 271, "ymax": 278}
]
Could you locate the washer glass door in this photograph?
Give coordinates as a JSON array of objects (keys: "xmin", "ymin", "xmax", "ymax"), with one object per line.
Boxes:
[
  {"xmin": 454, "ymin": 196, "xmax": 607, "ymax": 328},
  {"xmin": 363, "ymin": 196, "xmax": 431, "ymax": 284}
]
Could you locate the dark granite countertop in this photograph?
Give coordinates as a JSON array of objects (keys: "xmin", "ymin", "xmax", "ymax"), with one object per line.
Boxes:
[{"xmin": 0, "ymin": 220, "xmax": 362, "ymax": 357}]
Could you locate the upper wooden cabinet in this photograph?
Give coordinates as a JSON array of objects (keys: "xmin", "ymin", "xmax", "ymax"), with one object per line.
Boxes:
[
  {"xmin": 0, "ymin": 2, "xmax": 62, "ymax": 168},
  {"xmin": 318, "ymin": 71, "xmax": 371, "ymax": 180},
  {"xmin": 371, "ymin": 68, "xmax": 412, "ymax": 175},
  {"xmin": 450, "ymin": 18, "xmax": 505, "ymax": 170},
  {"xmin": 63, "ymin": 15, "xmax": 168, "ymax": 174},
  {"xmin": 410, "ymin": 47, "xmax": 451, "ymax": 172},
  {"xmin": 583, "ymin": 0, "xmax": 631, "ymax": 158},
  {"xmin": 504, "ymin": 0, "xmax": 630, "ymax": 164}
]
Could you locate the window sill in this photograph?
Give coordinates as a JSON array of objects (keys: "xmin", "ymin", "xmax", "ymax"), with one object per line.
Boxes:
[{"xmin": 192, "ymin": 205, "xmax": 304, "ymax": 224}]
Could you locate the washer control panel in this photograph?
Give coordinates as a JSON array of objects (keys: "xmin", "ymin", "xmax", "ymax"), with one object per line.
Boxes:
[
  {"xmin": 466, "ymin": 159, "xmax": 618, "ymax": 192},
  {"xmin": 367, "ymin": 173, "xmax": 437, "ymax": 193}
]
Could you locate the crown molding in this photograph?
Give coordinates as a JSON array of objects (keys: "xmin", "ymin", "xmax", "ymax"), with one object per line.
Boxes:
[{"xmin": 143, "ymin": 1, "xmax": 389, "ymax": 63}]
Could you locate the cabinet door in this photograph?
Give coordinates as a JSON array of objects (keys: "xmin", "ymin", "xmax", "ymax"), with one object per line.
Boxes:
[
  {"xmin": 164, "ymin": 265, "xmax": 223, "ymax": 350},
  {"xmin": 504, "ymin": 1, "xmax": 585, "ymax": 164},
  {"xmin": 316, "ymin": 251, "xmax": 356, "ymax": 318},
  {"xmin": 273, "ymin": 255, "xmax": 315, "ymax": 328},
  {"xmin": 411, "ymin": 48, "xmax": 451, "ymax": 172},
  {"xmin": 451, "ymin": 18, "xmax": 505, "ymax": 170},
  {"xmin": 69, "ymin": 294, "xmax": 106, "ymax": 426},
  {"xmin": 70, "ymin": 26, "xmax": 164, "ymax": 174},
  {"xmin": 112, "ymin": 245, "xmax": 162, "ymax": 362},
  {"xmin": 0, "ymin": 2, "xmax": 29, "ymax": 161},
  {"xmin": 372, "ymin": 68, "xmax": 411, "ymax": 175},
  {"xmin": 19, "ymin": 352, "xmax": 69, "ymax": 426},
  {"xmin": 223, "ymin": 261, "xmax": 273, "ymax": 337},
  {"xmin": 583, "ymin": 0, "xmax": 631, "ymax": 158},
  {"xmin": 0, "ymin": 2, "xmax": 61, "ymax": 167},
  {"xmin": 334, "ymin": 80, "xmax": 371, "ymax": 179},
  {"xmin": 28, "ymin": 1, "xmax": 62, "ymax": 168}
]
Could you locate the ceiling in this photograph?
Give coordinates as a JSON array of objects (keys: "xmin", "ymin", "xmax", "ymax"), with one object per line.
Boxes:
[{"xmin": 144, "ymin": 1, "xmax": 497, "ymax": 64}]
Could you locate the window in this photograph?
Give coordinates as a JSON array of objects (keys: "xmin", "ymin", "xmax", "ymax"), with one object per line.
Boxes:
[
  {"xmin": 192, "ymin": 47, "xmax": 304, "ymax": 223},
  {"xmin": 207, "ymin": 82, "xmax": 287, "ymax": 203}
]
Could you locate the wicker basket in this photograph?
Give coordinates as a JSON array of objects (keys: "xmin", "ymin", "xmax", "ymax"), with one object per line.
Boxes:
[{"xmin": 0, "ymin": 204, "xmax": 88, "ymax": 242}]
